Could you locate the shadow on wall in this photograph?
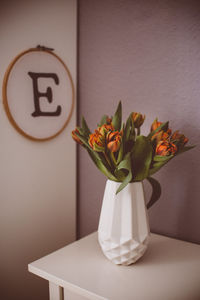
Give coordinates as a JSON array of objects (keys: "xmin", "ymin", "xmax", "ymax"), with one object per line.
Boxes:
[{"xmin": 176, "ymin": 139, "xmax": 199, "ymax": 243}]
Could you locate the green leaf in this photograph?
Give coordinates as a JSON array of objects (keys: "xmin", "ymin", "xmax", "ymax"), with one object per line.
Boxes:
[
  {"xmin": 153, "ymin": 155, "xmax": 174, "ymax": 162},
  {"xmin": 147, "ymin": 121, "xmax": 169, "ymax": 140},
  {"xmin": 116, "ymin": 124, "xmax": 125, "ymax": 164},
  {"xmin": 114, "ymin": 169, "xmax": 126, "ymax": 182},
  {"xmin": 116, "ymin": 153, "xmax": 132, "ymax": 194},
  {"xmin": 116, "ymin": 141, "xmax": 124, "ymax": 164},
  {"xmin": 122, "ymin": 114, "xmax": 135, "ymax": 156},
  {"xmin": 148, "ymin": 156, "xmax": 172, "ymax": 176},
  {"xmin": 76, "ymin": 126, "xmax": 84, "ymax": 136},
  {"xmin": 98, "ymin": 115, "xmax": 108, "ymax": 127},
  {"xmin": 81, "ymin": 116, "xmax": 91, "ymax": 137},
  {"xmin": 112, "ymin": 101, "xmax": 122, "ymax": 131},
  {"xmin": 176, "ymin": 145, "xmax": 196, "ymax": 156},
  {"xmin": 124, "ymin": 114, "xmax": 132, "ymax": 141},
  {"xmin": 87, "ymin": 149, "xmax": 117, "ymax": 181},
  {"xmin": 146, "ymin": 177, "xmax": 162, "ymax": 209},
  {"xmin": 132, "ymin": 136, "xmax": 152, "ymax": 181},
  {"xmin": 124, "ymin": 113, "xmax": 135, "ymax": 142}
]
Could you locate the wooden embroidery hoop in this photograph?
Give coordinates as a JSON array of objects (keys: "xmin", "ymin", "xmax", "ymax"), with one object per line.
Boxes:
[{"xmin": 2, "ymin": 47, "xmax": 75, "ymax": 141}]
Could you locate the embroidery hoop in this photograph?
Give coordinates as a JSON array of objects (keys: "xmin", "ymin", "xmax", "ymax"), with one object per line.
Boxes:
[{"xmin": 2, "ymin": 47, "xmax": 75, "ymax": 141}]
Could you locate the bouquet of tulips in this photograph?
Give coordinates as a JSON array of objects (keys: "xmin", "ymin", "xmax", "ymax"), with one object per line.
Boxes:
[{"xmin": 72, "ymin": 102, "xmax": 194, "ymax": 208}]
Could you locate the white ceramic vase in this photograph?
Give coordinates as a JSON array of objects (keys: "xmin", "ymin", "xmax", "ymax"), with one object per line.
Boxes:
[{"xmin": 98, "ymin": 180, "xmax": 150, "ymax": 265}]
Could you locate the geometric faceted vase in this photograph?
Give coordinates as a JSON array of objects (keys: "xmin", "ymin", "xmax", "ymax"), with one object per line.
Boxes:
[{"xmin": 98, "ymin": 180, "xmax": 150, "ymax": 265}]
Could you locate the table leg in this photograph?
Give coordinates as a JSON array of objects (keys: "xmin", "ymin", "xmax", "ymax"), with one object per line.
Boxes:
[{"xmin": 49, "ymin": 282, "xmax": 63, "ymax": 300}]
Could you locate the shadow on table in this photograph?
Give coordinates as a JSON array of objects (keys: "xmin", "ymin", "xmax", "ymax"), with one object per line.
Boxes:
[{"xmin": 136, "ymin": 234, "xmax": 200, "ymax": 266}]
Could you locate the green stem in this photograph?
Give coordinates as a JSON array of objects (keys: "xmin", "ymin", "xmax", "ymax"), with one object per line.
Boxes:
[
  {"xmin": 110, "ymin": 151, "xmax": 117, "ymax": 166},
  {"xmin": 137, "ymin": 128, "xmax": 140, "ymax": 136},
  {"xmin": 104, "ymin": 152, "xmax": 111, "ymax": 167}
]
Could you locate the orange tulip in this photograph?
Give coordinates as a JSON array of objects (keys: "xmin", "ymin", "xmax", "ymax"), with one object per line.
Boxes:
[
  {"xmin": 71, "ymin": 128, "xmax": 83, "ymax": 145},
  {"xmin": 132, "ymin": 112, "xmax": 145, "ymax": 128},
  {"xmin": 151, "ymin": 128, "xmax": 172, "ymax": 143},
  {"xmin": 89, "ymin": 130, "xmax": 105, "ymax": 152},
  {"xmin": 156, "ymin": 141, "xmax": 177, "ymax": 156},
  {"xmin": 107, "ymin": 131, "xmax": 122, "ymax": 152},
  {"xmin": 98, "ymin": 124, "xmax": 114, "ymax": 136}
]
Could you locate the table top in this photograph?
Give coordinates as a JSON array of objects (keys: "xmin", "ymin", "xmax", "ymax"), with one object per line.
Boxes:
[{"xmin": 28, "ymin": 232, "xmax": 200, "ymax": 300}]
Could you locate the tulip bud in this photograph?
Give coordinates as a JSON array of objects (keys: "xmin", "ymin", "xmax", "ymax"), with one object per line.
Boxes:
[
  {"xmin": 156, "ymin": 141, "xmax": 177, "ymax": 156},
  {"xmin": 71, "ymin": 128, "xmax": 83, "ymax": 145},
  {"xmin": 89, "ymin": 130, "xmax": 105, "ymax": 152},
  {"xmin": 132, "ymin": 112, "xmax": 145, "ymax": 128},
  {"xmin": 151, "ymin": 119, "xmax": 162, "ymax": 132},
  {"xmin": 171, "ymin": 131, "xmax": 188, "ymax": 146},
  {"xmin": 107, "ymin": 131, "xmax": 122, "ymax": 152}
]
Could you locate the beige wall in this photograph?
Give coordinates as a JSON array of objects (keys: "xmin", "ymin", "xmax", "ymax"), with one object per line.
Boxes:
[
  {"xmin": 0, "ymin": 0, "xmax": 77, "ymax": 299},
  {"xmin": 78, "ymin": 0, "xmax": 200, "ymax": 243}
]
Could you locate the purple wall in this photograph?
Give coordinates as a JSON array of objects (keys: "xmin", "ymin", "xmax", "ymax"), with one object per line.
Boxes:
[{"xmin": 78, "ymin": 0, "xmax": 200, "ymax": 243}]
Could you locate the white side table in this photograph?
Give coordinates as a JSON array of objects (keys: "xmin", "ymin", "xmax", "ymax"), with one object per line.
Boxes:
[{"xmin": 28, "ymin": 232, "xmax": 200, "ymax": 300}]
